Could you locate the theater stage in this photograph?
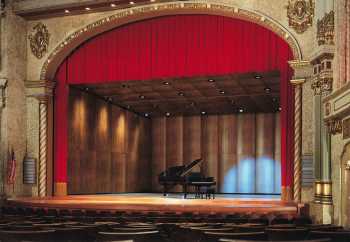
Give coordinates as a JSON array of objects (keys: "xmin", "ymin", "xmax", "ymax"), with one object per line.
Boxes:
[{"xmin": 7, "ymin": 193, "xmax": 300, "ymax": 216}]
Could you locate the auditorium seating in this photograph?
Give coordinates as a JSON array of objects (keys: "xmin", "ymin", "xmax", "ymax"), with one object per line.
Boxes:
[{"xmin": 0, "ymin": 206, "xmax": 348, "ymax": 242}]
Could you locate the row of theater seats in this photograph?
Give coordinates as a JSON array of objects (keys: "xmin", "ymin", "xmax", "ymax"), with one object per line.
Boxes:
[{"xmin": 0, "ymin": 206, "xmax": 349, "ymax": 242}]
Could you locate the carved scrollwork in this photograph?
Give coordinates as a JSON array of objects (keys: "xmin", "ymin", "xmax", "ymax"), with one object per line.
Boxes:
[
  {"xmin": 28, "ymin": 23, "xmax": 50, "ymax": 59},
  {"xmin": 287, "ymin": 0, "xmax": 314, "ymax": 34},
  {"xmin": 326, "ymin": 118, "xmax": 343, "ymax": 135},
  {"xmin": 311, "ymin": 77, "xmax": 333, "ymax": 95},
  {"xmin": 317, "ymin": 11, "xmax": 335, "ymax": 46}
]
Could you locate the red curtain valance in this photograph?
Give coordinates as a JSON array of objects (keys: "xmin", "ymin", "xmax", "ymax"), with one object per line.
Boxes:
[{"xmin": 55, "ymin": 14, "xmax": 294, "ymax": 190}]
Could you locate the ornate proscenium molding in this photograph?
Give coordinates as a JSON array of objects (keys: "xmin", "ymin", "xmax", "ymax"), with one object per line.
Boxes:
[
  {"xmin": 317, "ymin": 11, "xmax": 334, "ymax": 46},
  {"xmin": 0, "ymin": 78, "xmax": 7, "ymax": 108},
  {"xmin": 326, "ymin": 118, "xmax": 343, "ymax": 135},
  {"xmin": 287, "ymin": 0, "xmax": 314, "ymax": 34},
  {"xmin": 28, "ymin": 23, "xmax": 50, "ymax": 59}
]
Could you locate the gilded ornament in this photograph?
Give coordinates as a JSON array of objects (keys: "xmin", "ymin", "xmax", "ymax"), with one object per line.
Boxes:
[
  {"xmin": 287, "ymin": 0, "xmax": 314, "ymax": 34},
  {"xmin": 28, "ymin": 23, "xmax": 50, "ymax": 59},
  {"xmin": 326, "ymin": 119, "xmax": 342, "ymax": 135}
]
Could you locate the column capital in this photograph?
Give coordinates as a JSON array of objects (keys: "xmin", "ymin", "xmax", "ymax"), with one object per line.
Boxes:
[
  {"xmin": 290, "ymin": 78, "xmax": 306, "ymax": 86},
  {"xmin": 288, "ymin": 60, "xmax": 313, "ymax": 80},
  {"xmin": 25, "ymin": 80, "xmax": 56, "ymax": 99}
]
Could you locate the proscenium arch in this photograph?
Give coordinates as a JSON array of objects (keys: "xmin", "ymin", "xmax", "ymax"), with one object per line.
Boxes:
[{"xmin": 40, "ymin": 1, "xmax": 302, "ymax": 80}]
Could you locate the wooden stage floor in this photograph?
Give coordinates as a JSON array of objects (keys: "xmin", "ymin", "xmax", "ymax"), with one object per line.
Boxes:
[{"xmin": 7, "ymin": 193, "xmax": 299, "ymax": 215}]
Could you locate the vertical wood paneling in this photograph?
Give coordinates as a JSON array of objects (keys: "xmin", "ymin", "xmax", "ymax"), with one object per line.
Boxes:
[
  {"xmin": 68, "ymin": 89, "xmax": 151, "ymax": 194},
  {"xmin": 183, "ymin": 116, "xmax": 201, "ymax": 171},
  {"xmin": 256, "ymin": 113, "xmax": 275, "ymax": 193},
  {"xmin": 201, "ymin": 115, "xmax": 219, "ymax": 190},
  {"xmin": 274, "ymin": 113, "xmax": 281, "ymax": 193},
  {"xmin": 166, "ymin": 116, "xmax": 183, "ymax": 192},
  {"xmin": 151, "ymin": 117, "xmax": 166, "ymax": 192},
  {"xmin": 219, "ymin": 115, "xmax": 238, "ymax": 193},
  {"xmin": 237, "ymin": 114, "xmax": 256, "ymax": 193}
]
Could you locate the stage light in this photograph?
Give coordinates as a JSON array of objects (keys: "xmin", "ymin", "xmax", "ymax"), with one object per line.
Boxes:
[
  {"xmin": 110, "ymin": 3, "xmax": 116, "ymax": 7},
  {"xmin": 264, "ymin": 87, "xmax": 271, "ymax": 93},
  {"xmin": 178, "ymin": 92, "xmax": 184, "ymax": 96},
  {"xmin": 163, "ymin": 81, "xmax": 169, "ymax": 85},
  {"xmin": 130, "ymin": 1, "xmax": 135, "ymax": 4},
  {"xmin": 254, "ymin": 74, "xmax": 262, "ymax": 79},
  {"xmin": 239, "ymin": 107, "xmax": 244, "ymax": 113},
  {"xmin": 85, "ymin": 87, "xmax": 89, "ymax": 91},
  {"xmin": 208, "ymin": 79, "xmax": 215, "ymax": 82},
  {"xmin": 64, "ymin": 9, "xmax": 70, "ymax": 13},
  {"xmin": 85, "ymin": 7, "xmax": 91, "ymax": 10},
  {"xmin": 139, "ymin": 95, "xmax": 145, "ymax": 99},
  {"xmin": 201, "ymin": 111, "xmax": 206, "ymax": 115},
  {"xmin": 150, "ymin": 0, "xmax": 156, "ymax": 2},
  {"xmin": 220, "ymin": 90, "xmax": 225, "ymax": 94},
  {"xmin": 278, "ymin": 107, "xmax": 282, "ymax": 111},
  {"xmin": 165, "ymin": 112, "xmax": 170, "ymax": 117},
  {"xmin": 144, "ymin": 113, "xmax": 149, "ymax": 117}
]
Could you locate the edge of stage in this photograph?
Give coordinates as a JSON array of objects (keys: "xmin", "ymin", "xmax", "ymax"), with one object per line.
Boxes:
[{"xmin": 7, "ymin": 193, "xmax": 303, "ymax": 216}]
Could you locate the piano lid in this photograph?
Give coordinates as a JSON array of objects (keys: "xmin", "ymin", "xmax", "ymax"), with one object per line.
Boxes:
[{"xmin": 181, "ymin": 158, "xmax": 202, "ymax": 176}]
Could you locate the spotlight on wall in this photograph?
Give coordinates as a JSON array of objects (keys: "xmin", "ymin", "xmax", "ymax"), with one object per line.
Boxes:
[{"xmin": 219, "ymin": 90, "xmax": 225, "ymax": 94}]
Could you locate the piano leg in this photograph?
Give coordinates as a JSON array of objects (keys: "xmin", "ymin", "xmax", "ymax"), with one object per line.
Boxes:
[
  {"xmin": 163, "ymin": 185, "xmax": 167, "ymax": 196},
  {"xmin": 183, "ymin": 184, "xmax": 188, "ymax": 199}
]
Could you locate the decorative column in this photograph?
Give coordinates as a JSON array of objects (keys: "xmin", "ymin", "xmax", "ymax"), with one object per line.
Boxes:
[
  {"xmin": 26, "ymin": 80, "xmax": 55, "ymax": 197},
  {"xmin": 289, "ymin": 60, "xmax": 312, "ymax": 203}
]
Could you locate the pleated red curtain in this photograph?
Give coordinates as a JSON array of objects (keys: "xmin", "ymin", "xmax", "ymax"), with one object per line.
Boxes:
[{"xmin": 55, "ymin": 14, "xmax": 294, "ymax": 192}]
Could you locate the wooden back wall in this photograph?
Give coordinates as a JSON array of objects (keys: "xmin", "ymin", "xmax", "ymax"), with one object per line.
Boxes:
[{"xmin": 68, "ymin": 88, "xmax": 151, "ymax": 194}]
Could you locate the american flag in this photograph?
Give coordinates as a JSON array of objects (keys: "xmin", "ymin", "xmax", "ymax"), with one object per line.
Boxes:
[{"xmin": 7, "ymin": 150, "xmax": 16, "ymax": 185}]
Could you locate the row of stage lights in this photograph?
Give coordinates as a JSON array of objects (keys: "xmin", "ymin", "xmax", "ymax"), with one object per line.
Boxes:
[{"xmin": 64, "ymin": 0, "xmax": 157, "ymax": 13}]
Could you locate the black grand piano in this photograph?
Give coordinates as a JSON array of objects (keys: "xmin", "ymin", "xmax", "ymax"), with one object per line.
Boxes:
[{"xmin": 158, "ymin": 158, "xmax": 216, "ymax": 198}]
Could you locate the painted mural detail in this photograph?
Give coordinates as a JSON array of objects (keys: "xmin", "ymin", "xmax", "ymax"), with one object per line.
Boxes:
[
  {"xmin": 28, "ymin": 23, "xmax": 50, "ymax": 59},
  {"xmin": 287, "ymin": 0, "xmax": 314, "ymax": 34}
]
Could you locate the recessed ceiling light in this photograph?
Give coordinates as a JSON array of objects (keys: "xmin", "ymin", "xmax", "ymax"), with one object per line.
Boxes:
[
  {"xmin": 108, "ymin": 97, "xmax": 113, "ymax": 102},
  {"xmin": 201, "ymin": 111, "xmax": 206, "ymax": 115},
  {"xmin": 139, "ymin": 95, "xmax": 145, "ymax": 99},
  {"xmin": 145, "ymin": 113, "xmax": 149, "ymax": 117},
  {"xmin": 150, "ymin": 0, "xmax": 156, "ymax": 2},
  {"xmin": 278, "ymin": 107, "xmax": 282, "ymax": 111},
  {"xmin": 130, "ymin": 1, "xmax": 135, "ymax": 4},
  {"xmin": 254, "ymin": 74, "xmax": 262, "ymax": 79},
  {"xmin": 178, "ymin": 92, "xmax": 184, "ymax": 96},
  {"xmin": 239, "ymin": 108, "xmax": 244, "ymax": 113},
  {"xmin": 163, "ymin": 81, "xmax": 169, "ymax": 85},
  {"xmin": 165, "ymin": 112, "xmax": 170, "ymax": 117},
  {"xmin": 85, "ymin": 7, "xmax": 91, "ymax": 10},
  {"xmin": 85, "ymin": 87, "xmax": 89, "ymax": 91},
  {"xmin": 220, "ymin": 90, "xmax": 225, "ymax": 94},
  {"xmin": 110, "ymin": 3, "xmax": 116, "ymax": 7},
  {"xmin": 208, "ymin": 79, "xmax": 215, "ymax": 82},
  {"xmin": 264, "ymin": 87, "xmax": 271, "ymax": 93},
  {"xmin": 64, "ymin": 9, "xmax": 70, "ymax": 13}
]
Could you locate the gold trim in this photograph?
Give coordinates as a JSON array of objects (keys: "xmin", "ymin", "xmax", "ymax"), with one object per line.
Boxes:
[
  {"xmin": 314, "ymin": 180, "xmax": 332, "ymax": 204},
  {"xmin": 290, "ymin": 78, "xmax": 306, "ymax": 85},
  {"xmin": 288, "ymin": 60, "xmax": 310, "ymax": 68},
  {"xmin": 40, "ymin": 1, "xmax": 302, "ymax": 80},
  {"xmin": 54, "ymin": 182, "xmax": 67, "ymax": 196}
]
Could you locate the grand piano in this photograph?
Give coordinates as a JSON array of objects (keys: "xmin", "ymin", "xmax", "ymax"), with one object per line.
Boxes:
[{"xmin": 158, "ymin": 158, "xmax": 216, "ymax": 198}]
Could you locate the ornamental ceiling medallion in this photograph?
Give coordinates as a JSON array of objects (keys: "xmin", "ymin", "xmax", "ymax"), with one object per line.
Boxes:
[
  {"xmin": 287, "ymin": 0, "xmax": 314, "ymax": 34},
  {"xmin": 28, "ymin": 23, "xmax": 50, "ymax": 59}
]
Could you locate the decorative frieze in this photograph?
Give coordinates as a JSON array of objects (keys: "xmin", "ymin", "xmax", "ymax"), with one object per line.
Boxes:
[
  {"xmin": 287, "ymin": 0, "xmax": 314, "ymax": 34},
  {"xmin": 317, "ymin": 11, "xmax": 335, "ymax": 46}
]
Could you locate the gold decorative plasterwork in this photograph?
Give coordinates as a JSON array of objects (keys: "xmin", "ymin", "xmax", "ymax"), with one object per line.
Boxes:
[
  {"xmin": 40, "ymin": 2, "xmax": 302, "ymax": 80},
  {"xmin": 28, "ymin": 23, "xmax": 50, "ymax": 59},
  {"xmin": 311, "ymin": 77, "xmax": 333, "ymax": 95},
  {"xmin": 317, "ymin": 11, "xmax": 334, "ymax": 46},
  {"xmin": 287, "ymin": 0, "xmax": 314, "ymax": 34},
  {"xmin": 326, "ymin": 118, "xmax": 343, "ymax": 135}
]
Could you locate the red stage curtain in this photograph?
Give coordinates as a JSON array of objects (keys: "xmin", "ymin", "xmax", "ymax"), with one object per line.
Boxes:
[{"xmin": 55, "ymin": 15, "xmax": 294, "ymax": 190}]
